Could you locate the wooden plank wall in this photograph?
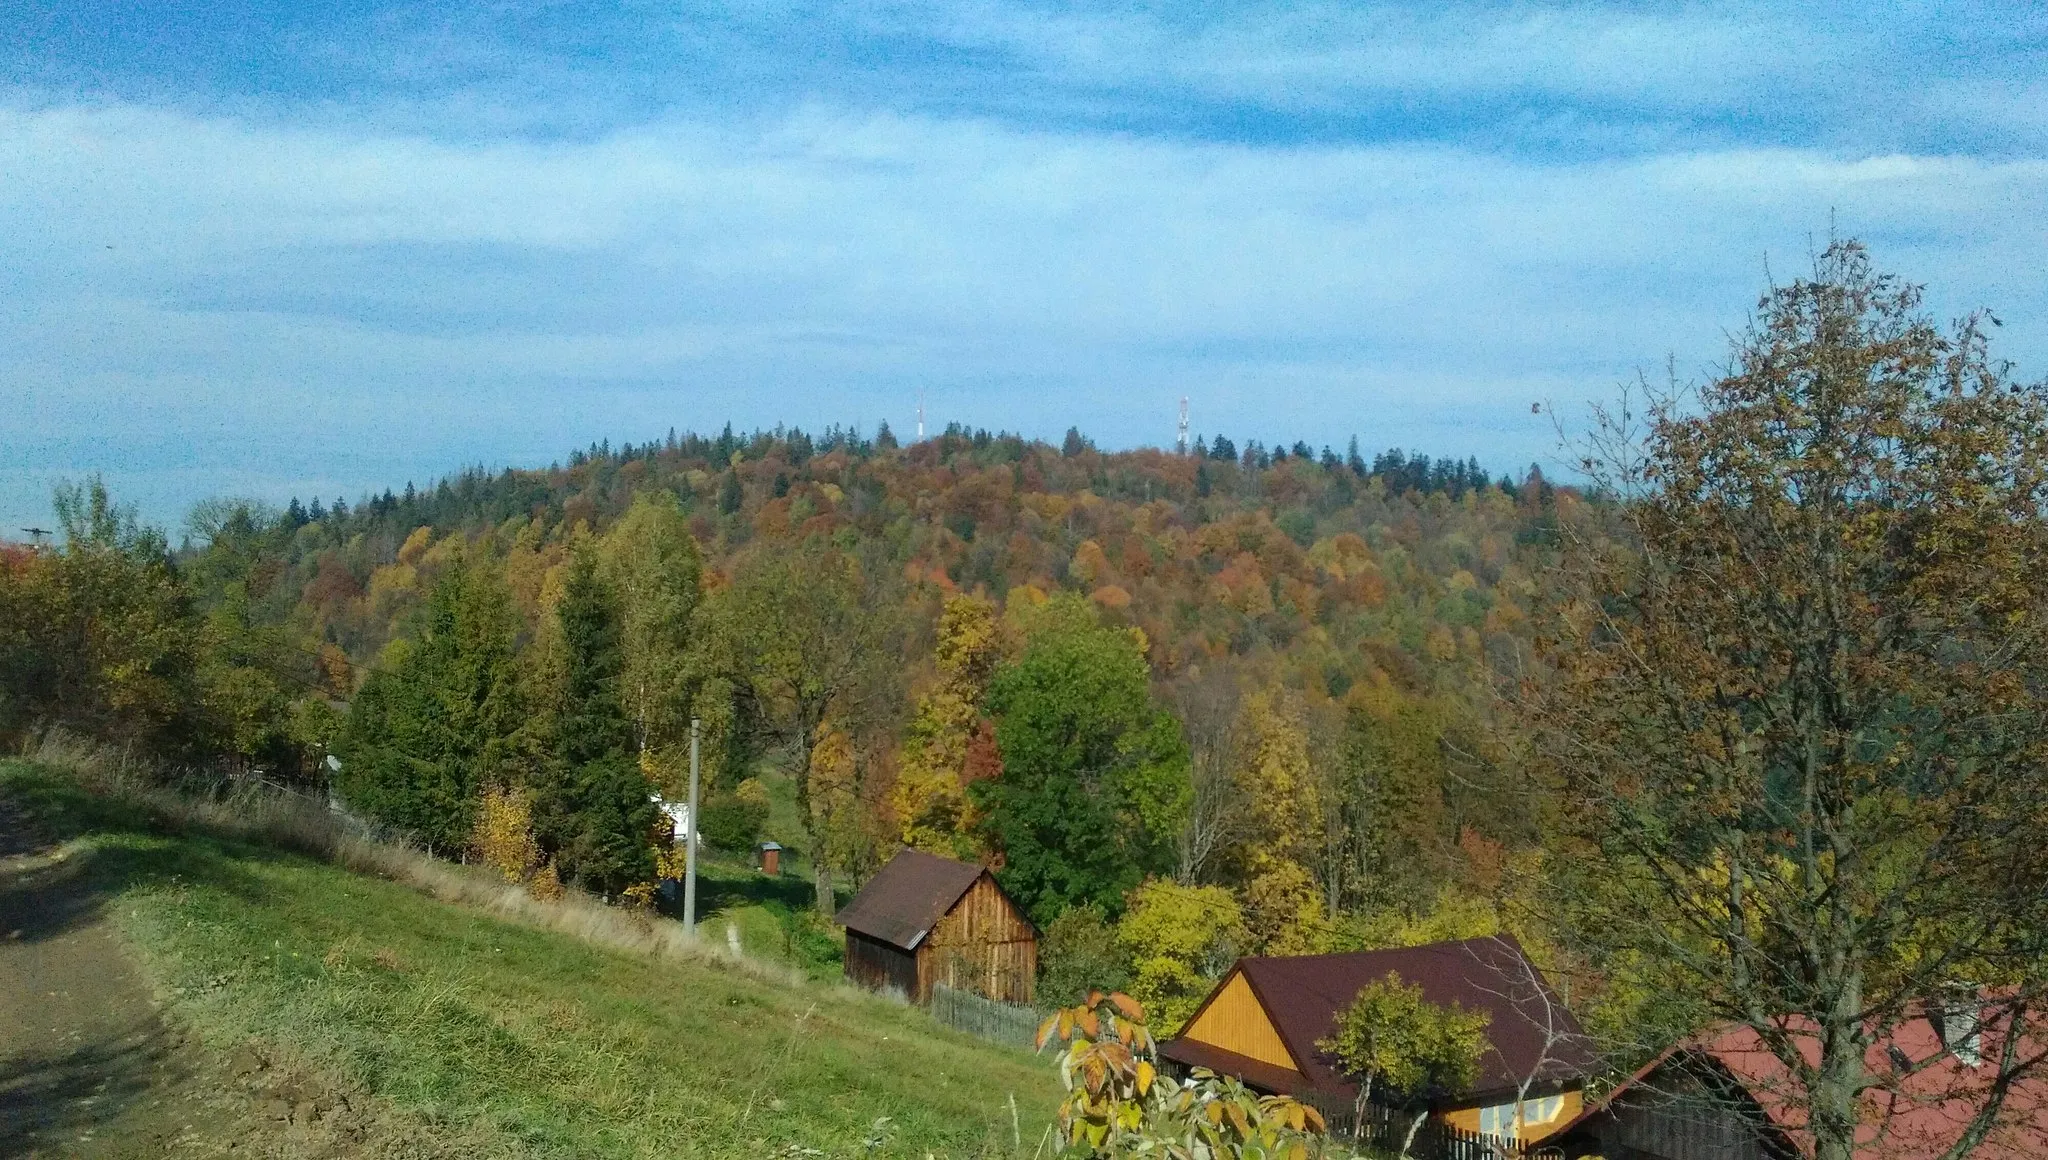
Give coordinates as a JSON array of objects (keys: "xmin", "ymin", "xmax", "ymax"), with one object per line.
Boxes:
[
  {"xmin": 1179, "ymin": 971, "xmax": 1301, "ymax": 1072},
  {"xmin": 916, "ymin": 873, "xmax": 1037, "ymax": 1005},
  {"xmin": 845, "ymin": 929, "xmax": 919, "ymax": 999}
]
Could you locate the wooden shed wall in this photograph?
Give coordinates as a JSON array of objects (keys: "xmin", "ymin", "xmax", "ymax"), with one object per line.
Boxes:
[
  {"xmin": 845, "ymin": 929, "xmax": 919, "ymax": 999},
  {"xmin": 1571, "ymin": 1069, "xmax": 1787, "ymax": 1160},
  {"xmin": 915, "ymin": 874, "xmax": 1036, "ymax": 1005}
]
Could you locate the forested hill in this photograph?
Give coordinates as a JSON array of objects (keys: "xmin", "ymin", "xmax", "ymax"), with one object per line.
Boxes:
[
  {"xmin": 220, "ymin": 423, "xmax": 1561, "ymax": 694},
  {"xmin": 19, "ymin": 245, "xmax": 2044, "ymax": 1159}
]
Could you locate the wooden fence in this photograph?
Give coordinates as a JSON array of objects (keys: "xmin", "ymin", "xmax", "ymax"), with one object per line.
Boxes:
[
  {"xmin": 930, "ymin": 983, "xmax": 1045, "ymax": 1051},
  {"xmin": 1306, "ymin": 1094, "xmax": 1553, "ymax": 1160}
]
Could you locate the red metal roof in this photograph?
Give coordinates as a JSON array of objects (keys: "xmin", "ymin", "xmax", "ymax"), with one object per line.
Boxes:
[
  {"xmin": 1558, "ymin": 1005, "xmax": 2048, "ymax": 1160},
  {"xmin": 1177, "ymin": 936, "xmax": 1597, "ymax": 1104},
  {"xmin": 832, "ymin": 849, "xmax": 990, "ymax": 951}
]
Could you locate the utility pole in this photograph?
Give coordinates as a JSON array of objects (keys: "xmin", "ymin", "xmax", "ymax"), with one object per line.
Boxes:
[{"xmin": 684, "ymin": 717, "xmax": 701, "ymax": 938}]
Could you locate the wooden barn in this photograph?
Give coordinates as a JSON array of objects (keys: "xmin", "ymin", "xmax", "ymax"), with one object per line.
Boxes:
[{"xmin": 834, "ymin": 849, "xmax": 1036, "ymax": 1006}]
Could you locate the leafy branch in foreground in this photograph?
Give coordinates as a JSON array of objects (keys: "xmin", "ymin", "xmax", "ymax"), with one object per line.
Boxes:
[{"xmin": 1037, "ymin": 990, "xmax": 1333, "ymax": 1159}]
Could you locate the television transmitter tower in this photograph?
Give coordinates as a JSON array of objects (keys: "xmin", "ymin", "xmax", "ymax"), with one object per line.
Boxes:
[
  {"xmin": 916, "ymin": 391, "xmax": 926, "ymax": 441},
  {"xmin": 1176, "ymin": 397, "xmax": 1190, "ymax": 455}
]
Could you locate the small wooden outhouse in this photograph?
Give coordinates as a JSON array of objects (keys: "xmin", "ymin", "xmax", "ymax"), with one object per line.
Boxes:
[
  {"xmin": 834, "ymin": 849, "xmax": 1036, "ymax": 1005},
  {"xmin": 756, "ymin": 841, "xmax": 782, "ymax": 875}
]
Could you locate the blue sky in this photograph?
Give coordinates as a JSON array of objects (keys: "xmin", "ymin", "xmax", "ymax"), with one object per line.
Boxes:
[{"xmin": 4, "ymin": 1, "xmax": 2046, "ymax": 533}]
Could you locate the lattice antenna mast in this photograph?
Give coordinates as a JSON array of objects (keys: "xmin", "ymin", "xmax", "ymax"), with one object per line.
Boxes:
[{"xmin": 1177, "ymin": 397, "xmax": 1190, "ymax": 455}]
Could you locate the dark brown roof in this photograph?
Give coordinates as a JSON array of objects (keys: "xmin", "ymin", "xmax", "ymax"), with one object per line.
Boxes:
[
  {"xmin": 1180, "ymin": 936, "xmax": 1598, "ymax": 1104},
  {"xmin": 833, "ymin": 849, "xmax": 989, "ymax": 951},
  {"xmin": 1162, "ymin": 1037, "xmax": 1318, "ymax": 1098}
]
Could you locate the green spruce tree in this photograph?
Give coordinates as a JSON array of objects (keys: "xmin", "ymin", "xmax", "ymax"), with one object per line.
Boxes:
[
  {"xmin": 337, "ymin": 553, "xmax": 522, "ymax": 853},
  {"xmin": 534, "ymin": 547, "xmax": 656, "ymax": 895}
]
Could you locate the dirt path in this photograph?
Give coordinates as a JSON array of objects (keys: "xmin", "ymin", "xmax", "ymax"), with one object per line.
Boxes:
[
  {"xmin": 0, "ymin": 796, "xmax": 196, "ymax": 1157},
  {"xmin": 0, "ymin": 789, "xmax": 469, "ymax": 1160}
]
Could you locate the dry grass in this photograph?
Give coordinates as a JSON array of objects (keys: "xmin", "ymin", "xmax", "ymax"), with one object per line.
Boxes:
[{"xmin": 24, "ymin": 731, "xmax": 816, "ymax": 993}]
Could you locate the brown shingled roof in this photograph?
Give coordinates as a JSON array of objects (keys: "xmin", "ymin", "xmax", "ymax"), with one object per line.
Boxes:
[
  {"xmin": 1162, "ymin": 1037, "xmax": 1318, "ymax": 1099},
  {"xmin": 833, "ymin": 849, "xmax": 989, "ymax": 950},
  {"xmin": 1178, "ymin": 936, "xmax": 1597, "ymax": 1103}
]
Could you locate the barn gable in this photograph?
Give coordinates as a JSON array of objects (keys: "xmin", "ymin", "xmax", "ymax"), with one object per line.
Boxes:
[
  {"xmin": 1162, "ymin": 935, "xmax": 1597, "ymax": 1133},
  {"xmin": 920, "ymin": 872, "xmax": 1036, "ymax": 1005}
]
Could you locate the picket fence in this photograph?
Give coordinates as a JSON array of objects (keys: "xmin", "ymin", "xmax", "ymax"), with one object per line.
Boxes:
[
  {"xmin": 1304, "ymin": 1094, "xmax": 1563, "ymax": 1160},
  {"xmin": 930, "ymin": 983, "xmax": 1045, "ymax": 1051}
]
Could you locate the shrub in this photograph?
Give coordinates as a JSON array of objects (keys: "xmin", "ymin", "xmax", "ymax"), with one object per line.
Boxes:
[
  {"xmin": 528, "ymin": 859, "xmax": 566, "ymax": 902},
  {"xmin": 470, "ymin": 785, "xmax": 542, "ymax": 884},
  {"xmin": 1038, "ymin": 903, "xmax": 1131, "ymax": 1006},
  {"xmin": 697, "ymin": 779, "xmax": 770, "ymax": 851},
  {"xmin": 762, "ymin": 900, "xmax": 844, "ymax": 971}
]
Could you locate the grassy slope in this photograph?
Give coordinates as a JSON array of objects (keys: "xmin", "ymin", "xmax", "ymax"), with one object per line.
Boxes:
[
  {"xmin": 684, "ymin": 855, "xmax": 854, "ymax": 983},
  {"xmin": 0, "ymin": 761, "xmax": 1058, "ymax": 1159}
]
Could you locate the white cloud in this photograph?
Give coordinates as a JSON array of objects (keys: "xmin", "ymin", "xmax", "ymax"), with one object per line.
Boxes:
[
  {"xmin": 878, "ymin": 1, "xmax": 1836, "ymax": 114},
  {"xmin": 2, "ymin": 97, "xmax": 2044, "ymax": 529}
]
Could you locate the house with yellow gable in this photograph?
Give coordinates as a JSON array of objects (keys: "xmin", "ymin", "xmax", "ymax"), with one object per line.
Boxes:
[{"xmin": 1160, "ymin": 936, "xmax": 1596, "ymax": 1149}]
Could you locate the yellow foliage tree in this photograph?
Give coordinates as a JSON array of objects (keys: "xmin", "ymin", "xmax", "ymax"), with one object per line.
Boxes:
[
  {"xmin": 1242, "ymin": 861, "xmax": 1327, "ymax": 956},
  {"xmin": 1232, "ymin": 690, "xmax": 1326, "ymax": 951},
  {"xmin": 1070, "ymin": 539, "xmax": 1112, "ymax": 587},
  {"xmin": 810, "ymin": 719, "xmax": 868, "ymax": 882},
  {"xmin": 893, "ymin": 594, "xmax": 1001, "ymax": 856},
  {"xmin": 471, "ymin": 784, "xmax": 543, "ymax": 884},
  {"xmin": 1116, "ymin": 879, "xmax": 1248, "ymax": 1035}
]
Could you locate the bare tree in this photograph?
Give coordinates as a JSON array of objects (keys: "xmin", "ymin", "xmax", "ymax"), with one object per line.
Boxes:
[
  {"xmin": 1460, "ymin": 937, "xmax": 1600, "ymax": 1156},
  {"xmin": 1165, "ymin": 664, "xmax": 1245, "ymax": 884}
]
